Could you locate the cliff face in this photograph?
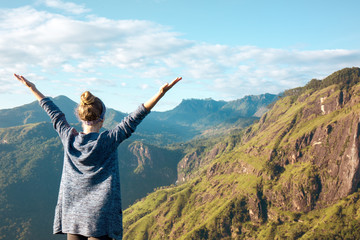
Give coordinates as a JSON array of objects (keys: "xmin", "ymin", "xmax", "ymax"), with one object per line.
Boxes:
[
  {"xmin": 128, "ymin": 141, "xmax": 153, "ymax": 173},
  {"xmin": 177, "ymin": 140, "xmax": 229, "ymax": 183},
  {"xmin": 123, "ymin": 67, "xmax": 360, "ymax": 239},
  {"xmin": 181, "ymin": 72, "xmax": 360, "ymax": 213},
  {"xmin": 254, "ymin": 81, "xmax": 360, "ymax": 212},
  {"xmin": 118, "ymin": 141, "xmax": 183, "ymax": 208}
]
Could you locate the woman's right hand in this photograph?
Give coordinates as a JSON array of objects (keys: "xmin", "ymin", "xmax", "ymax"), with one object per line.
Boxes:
[
  {"xmin": 14, "ymin": 74, "xmax": 36, "ymax": 89},
  {"xmin": 144, "ymin": 77, "xmax": 182, "ymax": 111},
  {"xmin": 14, "ymin": 74, "xmax": 45, "ymax": 101}
]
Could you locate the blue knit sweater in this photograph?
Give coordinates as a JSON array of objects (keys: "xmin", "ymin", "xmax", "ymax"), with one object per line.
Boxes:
[{"xmin": 39, "ymin": 98, "xmax": 149, "ymax": 239}]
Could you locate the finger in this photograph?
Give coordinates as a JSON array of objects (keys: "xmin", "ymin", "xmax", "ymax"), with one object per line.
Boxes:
[
  {"xmin": 169, "ymin": 77, "xmax": 182, "ymax": 87},
  {"xmin": 14, "ymin": 74, "xmax": 25, "ymax": 82},
  {"xmin": 161, "ymin": 83, "xmax": 169, "ymax": 90},
  {"xmin": 15, "ymin": 75, "xmax": 24, "ymax": 83},
  {"xmin": 14, "ymin": 74, "xmax": 31, "ymax": 87},
  {"xmin": 14, "ymin": 73, "xmax": 21, "ymax": 80},
  {"xmin": 173, "ymin": 77, "xmax": 182, "ymax": 82}
]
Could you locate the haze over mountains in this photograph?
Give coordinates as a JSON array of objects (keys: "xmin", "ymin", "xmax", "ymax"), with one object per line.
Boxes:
[
  {"xmin": 1, "ymin": 67, "xmax": 360, "ymax": 239},
  {"xmin": 0, "ymin": 93, "xmax": 278, "ymax": 143},
  {"xmin": 0, "ymin": 91, "xmax": 277, "ymax": 239}
]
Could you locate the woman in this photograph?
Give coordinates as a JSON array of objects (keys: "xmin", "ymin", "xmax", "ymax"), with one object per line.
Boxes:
[{"xmin": 14, "ymin": 74, "xmax": 181, "ymax": 240}]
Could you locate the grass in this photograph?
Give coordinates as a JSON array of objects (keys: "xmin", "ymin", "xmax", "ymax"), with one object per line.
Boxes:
[
  {"xmin": 124, "ymin": 171, "xmax": 262, "ymax": 239},
  {"xmin": 253, "ymin": 192, "xmax": 360, "ymax": 240},
  {"xmin": 123, "ymin": 79, "xmax": 360, "ymax": 240}
]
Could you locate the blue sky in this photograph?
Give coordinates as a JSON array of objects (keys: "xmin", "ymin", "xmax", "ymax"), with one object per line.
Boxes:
[{"xmin": 1, "ymin": 0, "xmax": 360, "ymax": 112}]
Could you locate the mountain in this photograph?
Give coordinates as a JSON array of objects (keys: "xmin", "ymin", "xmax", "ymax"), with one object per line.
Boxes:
[
  {"xmin": 0, "ymin": 95, "xmax": 79, "ymax": 127},
  {"xmin": 0, "ymin": 94, "xmax": 278, "ymax": 145},
  {"xmin": 0, "ymin": 123, "xmax": 64, "ymax": 240},
  {"xmin": 142, "ymin": 94, "xmax": 278, "ymax": 143},
  {"xmin": 4, "ymin": 67, "xmax": 360, "ymax": 239},
  {"xmin": 148, "ymin": 94, "xmax": 278, "ymax": 129},
  {"xmin": 0, "ymin": 93, "xmax": 277, "ymax": 239},
  {"xmin": 122, "ymin": 67, "xmax": 360, "ymax": 239}
]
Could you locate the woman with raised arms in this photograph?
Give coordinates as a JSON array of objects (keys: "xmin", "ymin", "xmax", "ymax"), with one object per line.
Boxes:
[{"xmin": 14, "ymin": 73, "xmax": 181, "ymax": 240}]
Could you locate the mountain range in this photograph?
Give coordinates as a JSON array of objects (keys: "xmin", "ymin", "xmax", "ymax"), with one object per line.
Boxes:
[
  {"xmin": 0, "ymin": 93, "xmax": 278, "ymax": 143},
  {"xmin": 0, "ymin": 90, "xmax": 277, "ymax": 239},
  {"xmin": 122, "ymin": 67, "xmax": 360, "ymax": 239},
  {"xmin": 1, "ymin": 67, "xmax": 360, "ymax": 239}
]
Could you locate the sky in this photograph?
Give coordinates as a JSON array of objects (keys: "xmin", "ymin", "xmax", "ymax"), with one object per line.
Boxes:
[{"xmin": 1, "ymin": 0, "xmax": 360, "ymax": 112}]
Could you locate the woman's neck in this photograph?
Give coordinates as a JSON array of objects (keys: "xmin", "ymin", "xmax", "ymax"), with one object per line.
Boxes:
[{"xmin": 82, "ymin": 123, "xmax": 102, "ymax": 134}]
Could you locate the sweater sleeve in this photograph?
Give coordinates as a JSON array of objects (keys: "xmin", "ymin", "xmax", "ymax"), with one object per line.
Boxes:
[
  {"xmin": 105, "ymin": 104, "xmax": 150, "ymax": 146},
  {"xmin": 39, "ymin": 98, "xmax": 73, "ymax": 139}
]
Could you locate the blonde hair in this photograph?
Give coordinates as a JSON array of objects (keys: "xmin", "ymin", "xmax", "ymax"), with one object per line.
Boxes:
[{"xmin": 77, "ymin": 91, "xmax": 104, "ymax": 122}]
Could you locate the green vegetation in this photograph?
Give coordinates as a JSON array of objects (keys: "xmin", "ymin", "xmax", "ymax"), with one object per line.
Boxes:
[
  {"xmin": 0, "ymin": 122, "xmax": 183, "ymax": 239},
  {"xmin": 124, "ymin": 172, "xmax": 261, "ymax": 240},
  {"xmin": 0, "ymin": 123, "xmax": 63, "ymax": 240},
  {"xmin": 2, "ymin": 67, "xmax": 360, "ymax": 239},
  {"xmin": 123, "ymin": 67, "xmax": 360, "ymax": 239},
  {"xmin": 255, "ymin": 192, "xmax": 360, "ymax": 239}
]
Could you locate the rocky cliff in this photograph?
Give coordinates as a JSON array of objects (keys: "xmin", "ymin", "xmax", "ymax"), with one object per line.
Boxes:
[
  {"xmin": 252, "ymin": 67, "xmax": 360, "ymax": 212},
  {"xmin": 123, "ymin": 67, "xmax": 360, "ymax": 239}
]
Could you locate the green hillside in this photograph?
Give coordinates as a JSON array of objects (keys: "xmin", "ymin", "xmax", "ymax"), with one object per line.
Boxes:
[
  {"xmin": 0, "ymin": 123, "xmax": 64, "ymax": 240},
  {"xmin": 0, "ymin": 92, "xmax": 277, "ymax": 239},
  {"xmin": 0, "ymin": 123, "xmax": 182, "ymax": 240},
  {"xmin": 2, "ymin": 67, "xmax": 359, "ymax": 239},
  {"xmin": 123, "ymin": 67, "xmax": 360, "ymax": 239}
]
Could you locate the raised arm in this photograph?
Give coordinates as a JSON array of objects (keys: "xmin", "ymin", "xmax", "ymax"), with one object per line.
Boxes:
[
  {"xmin": 14, "ymin": 74, "xmax": 45, "ymax": 101},
  {"xmin": 143, "ymin": 77, "xmax": 182, "ymax": 111}
]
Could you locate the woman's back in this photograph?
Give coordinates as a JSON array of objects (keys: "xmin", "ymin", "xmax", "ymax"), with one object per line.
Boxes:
[
  {"xmin": 14, "ymin": 73, "xmax": 181, "ymax": 240},
  {"xmin": 40, "ymin": 97, "xmax": 149, "ymax": 239}
]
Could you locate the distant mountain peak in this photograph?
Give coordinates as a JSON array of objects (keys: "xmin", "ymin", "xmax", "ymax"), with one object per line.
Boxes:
[
  {"xmin": 174, "ymin": 98, "xmax": 227, "ymax": 112},
  {"xmin": 0, "ymin": 95, "xmax": 79, "ymax": 128},
  {"xmin": 53, "ymin": 95, "xmax": 74, "ymax": 101}
]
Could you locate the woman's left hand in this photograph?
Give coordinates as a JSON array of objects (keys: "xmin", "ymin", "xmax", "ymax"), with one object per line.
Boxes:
[{"xmin": 160, "ymin": 77, "xmax": 182, "ymax": 95}]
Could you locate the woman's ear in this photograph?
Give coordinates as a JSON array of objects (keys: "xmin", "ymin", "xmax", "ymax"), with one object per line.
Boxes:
[{"xmin": 99, "ymin": 119, "xmax": 105, "ymax": 129}]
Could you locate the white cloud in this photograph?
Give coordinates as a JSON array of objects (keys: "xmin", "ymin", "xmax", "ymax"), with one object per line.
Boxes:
[
  {"xmin": 62, "ymin": 63, "xmax": 77, "ymax": 73},
  {"xmin": 0, "ymin": 5, "xmax": 359, "ymax": 106},
  {"xmin": 140, "ymin": 84, "xmax": 149, "ymax": 90},
  {"xmin": 142, "ymin": 67, "xmax": 174, "ymax": 79},
  {"xmin": 163, "ymin": 44, "xmax": 360, "ymax": 98},
  {"xmin": 41, "ymin": 0, "xmax": 90, "ymax": 14},
  {"xmin": 70, "ymin": 77, "xmax": 116, "ymax": 89}
]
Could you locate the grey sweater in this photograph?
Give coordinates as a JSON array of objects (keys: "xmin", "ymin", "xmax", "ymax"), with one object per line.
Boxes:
[{"xmin": 39, "ymin": 98, "xmax": 149, "ymax": 239}]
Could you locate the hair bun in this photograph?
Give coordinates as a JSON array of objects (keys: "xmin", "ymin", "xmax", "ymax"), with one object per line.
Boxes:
[{"xmin": 81, "ymin": 91, "xmax": 96, "ymax": 105}]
